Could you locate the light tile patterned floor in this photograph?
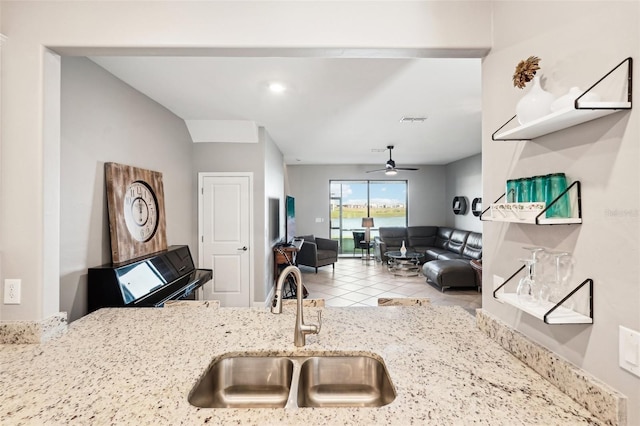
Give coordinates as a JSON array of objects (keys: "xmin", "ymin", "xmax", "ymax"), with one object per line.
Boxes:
[{"xmin": 297, "ymin": 257, "xmax": 481, "ymax": 313}]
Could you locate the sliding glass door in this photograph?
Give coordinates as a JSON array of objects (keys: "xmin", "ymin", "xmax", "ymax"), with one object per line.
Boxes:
[{"xmin": 330, "ymin": 180, "xmax": 407, "ymax": 256}]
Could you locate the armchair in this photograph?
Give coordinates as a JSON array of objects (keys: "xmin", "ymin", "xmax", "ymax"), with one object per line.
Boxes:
[{"xmin": 296, "ymin": 235, "xmax": 338, "ymax": 273}]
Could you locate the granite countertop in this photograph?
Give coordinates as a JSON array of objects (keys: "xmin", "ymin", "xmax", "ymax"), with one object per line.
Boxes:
[{"xmin": 0, "ymin": 305, "xmax": 603, "ymax": 425}]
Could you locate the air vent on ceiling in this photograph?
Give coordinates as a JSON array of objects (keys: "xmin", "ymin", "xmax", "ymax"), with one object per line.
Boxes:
[{"xmin": 400, "ymin": 116, "xmax": 427, "ymax": 123}]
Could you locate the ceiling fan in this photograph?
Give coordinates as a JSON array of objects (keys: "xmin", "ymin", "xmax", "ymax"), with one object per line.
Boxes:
[{"xmin": 366, "ymin": 145, "xmax": 419, "ymax": 176}]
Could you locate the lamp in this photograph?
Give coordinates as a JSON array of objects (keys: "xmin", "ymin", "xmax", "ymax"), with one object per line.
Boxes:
[
  {"xmin": 361, "ymin": 217, "xmax": 374, "ymax": 243},
  {"xmin": 385, "ymin": 169, "xmax": 398, "ymax": 176}
]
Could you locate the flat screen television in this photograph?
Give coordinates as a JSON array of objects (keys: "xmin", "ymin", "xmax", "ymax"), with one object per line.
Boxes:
[
  {"xmin": 268, "ymin": 197, "xmax": 280, "ymax": 243},
  {"xmin": 285, "ymin": 195, "xmax": 296, "ymax": 244}
]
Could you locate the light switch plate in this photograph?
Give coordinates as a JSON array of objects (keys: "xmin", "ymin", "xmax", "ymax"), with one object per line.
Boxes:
[{"xmin": 619, "ymin": 326, "xmax": 640, "ymax": 377}]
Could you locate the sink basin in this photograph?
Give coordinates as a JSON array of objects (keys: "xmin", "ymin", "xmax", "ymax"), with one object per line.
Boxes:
[
  {"xmin": 297, "ymin": 356, "xmax": 395, "ymax": 407},
  {"xmin": 188, "ymin": 356, "xmax": 294, "ymax": 408},
  {"xmin": 189, "ymin": 353, "xmax": 395, "ymax": 409}
]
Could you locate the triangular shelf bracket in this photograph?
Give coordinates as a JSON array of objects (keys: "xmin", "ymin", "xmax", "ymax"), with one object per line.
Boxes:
[{"xmin": 492, "ymin": 57, "xmax": 633, "ymax": 141}]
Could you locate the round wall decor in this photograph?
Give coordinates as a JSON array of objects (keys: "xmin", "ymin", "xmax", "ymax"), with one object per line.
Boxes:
[
  {"xmin": 472, "ymin": 197, "xmax": 483, "ymax": 217},
  {"xmin": 452, "ymin": 196, "xmax": 468, "ymax": 215}
]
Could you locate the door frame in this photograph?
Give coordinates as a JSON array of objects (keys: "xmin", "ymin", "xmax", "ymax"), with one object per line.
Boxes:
[{"xmin": 198, "ymin": 172, "xmax": 255, "ymax": 306}]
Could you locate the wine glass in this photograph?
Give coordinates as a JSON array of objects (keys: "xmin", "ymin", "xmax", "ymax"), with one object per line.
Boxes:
[
  {"xmin": 523, "ymin": 246, "xmax": 548, "ymax": 279},
  {"xmin": 516, "ymin": 258, "xmax": 537, "ymax": 307},
  {"xmin": 523, "ymin": 246, "xmax": 549, "ymax": 303},
  {"xmin": 549, "ymin": 252, "xmax": 575, "ymax": 310}
]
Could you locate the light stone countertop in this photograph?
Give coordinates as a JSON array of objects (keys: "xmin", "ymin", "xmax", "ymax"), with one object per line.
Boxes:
[{"xmin": 0, "ymin": 306, "xmax": 603, "ymax": 425}]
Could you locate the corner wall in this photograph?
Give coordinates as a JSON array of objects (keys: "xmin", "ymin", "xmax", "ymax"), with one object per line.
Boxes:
[
  {"xmin": 482, "ymin": 1, "xmax": 639, "ymax": 422},
  {"xmin": 263, "ymin": 130, "xmax": 285, "ymax": 303},
  {"xmin": 60, "ymin": 57, "xmax": 196, "ymax": 321},
  {"xmin": 445, "ymin": 153, "xmax": 482, "ymax": 232},
  {"xmin": 192, "ymin": 136, "xmax": 266, "ymax": 305}
]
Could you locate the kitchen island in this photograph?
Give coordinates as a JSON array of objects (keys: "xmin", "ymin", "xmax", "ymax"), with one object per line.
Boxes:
[{"xmin": 0, "ymin": 305, "xmax": 604, "ymax": 425}]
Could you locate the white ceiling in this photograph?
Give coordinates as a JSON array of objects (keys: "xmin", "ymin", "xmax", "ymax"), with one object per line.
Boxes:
[{"xmin": 90, "ymin": 56, "xmax": 481, "ymax": 167}]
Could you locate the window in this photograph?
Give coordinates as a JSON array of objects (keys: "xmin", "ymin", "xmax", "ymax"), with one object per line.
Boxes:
[{"xmin": 330, "ymin": 180, "xmax": 408, "ymax": 255}]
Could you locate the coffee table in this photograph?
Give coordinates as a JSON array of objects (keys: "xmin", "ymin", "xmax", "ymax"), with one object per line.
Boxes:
[{"xmin": 385, "ymin": 251, "xmax": 425, "ymax": 277}]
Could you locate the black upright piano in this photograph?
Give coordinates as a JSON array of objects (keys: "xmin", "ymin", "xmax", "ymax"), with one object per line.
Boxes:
[{"xmin": 88, "ymin": 245, "xmax": 212, "ymax": 312}]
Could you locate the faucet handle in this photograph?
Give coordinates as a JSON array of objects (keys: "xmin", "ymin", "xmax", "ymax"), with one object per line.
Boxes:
[{"xmin": 315, "ymin": 310, "xmax": 322, "ymax": 334}]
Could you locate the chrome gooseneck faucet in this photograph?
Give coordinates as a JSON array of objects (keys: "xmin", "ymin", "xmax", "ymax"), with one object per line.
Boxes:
[{"xmin": 271, "ymin": 265, "xmax": 322, "ymax": 347}]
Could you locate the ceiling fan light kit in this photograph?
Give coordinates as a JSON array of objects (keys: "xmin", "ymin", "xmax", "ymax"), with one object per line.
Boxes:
[{"xmin": 367, "ymin": 145, "xmax": 419, "ymax": 174}]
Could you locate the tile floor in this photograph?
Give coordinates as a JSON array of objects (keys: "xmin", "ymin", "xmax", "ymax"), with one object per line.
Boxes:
[{"xmin": 296, "ymin": 257, "xmax": 481, "ymax": 314}]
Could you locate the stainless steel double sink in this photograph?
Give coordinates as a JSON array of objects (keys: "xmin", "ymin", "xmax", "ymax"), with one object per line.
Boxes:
[{"xmin": 188, "ymin": 353, "xmax": 396, "ymax": 409}]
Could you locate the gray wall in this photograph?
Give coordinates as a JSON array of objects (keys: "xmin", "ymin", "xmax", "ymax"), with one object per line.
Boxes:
[
  {"xmin": 445, "ymin": 154, "xmax": 482, "ymax": 232},
  {"xmin": 61, "ymin": 58, "xmax": 284, "ymax": 313},
  {"xmin": 286, "ymin": 164, "xmax": 448, "ymax": 238},
  {"xmin": 60, "ymin": 57, "xmax": 196, "ymax": 321},
  {"xmin": 192, "ymin": 132, "xmax": 272, "ymax": 305},
  {"xmin": 263, "ymin": 130, "xmax": 285, "ymax": 302},
  {"xmin": 482, "ymin": 1, "xmax": 639, "ymax": 421}
]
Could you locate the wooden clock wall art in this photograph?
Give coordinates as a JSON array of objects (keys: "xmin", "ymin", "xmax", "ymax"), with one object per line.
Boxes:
[{"xmin": 105, "ymin": 162, "xmax": 167, "ymax": 264}]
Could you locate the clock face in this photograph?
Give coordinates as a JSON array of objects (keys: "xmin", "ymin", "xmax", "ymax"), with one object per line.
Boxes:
[
  {"xmin": 123, "ymin": 181, "xmax": 159, "ymax": 242},
  {"xmin": 105, "ymin": 162, "xmax": 167, "ymax": 264}
]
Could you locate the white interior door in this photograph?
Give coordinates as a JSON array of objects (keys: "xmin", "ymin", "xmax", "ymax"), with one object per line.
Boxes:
[{"xmin": 199, "ymin": 173, "xmax": 252, "ymax": 307}]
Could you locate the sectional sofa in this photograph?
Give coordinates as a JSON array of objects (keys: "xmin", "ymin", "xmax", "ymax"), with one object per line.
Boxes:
[{"xmin": 375, "ymin": 226, "xmax": 482, "ymax": 291}]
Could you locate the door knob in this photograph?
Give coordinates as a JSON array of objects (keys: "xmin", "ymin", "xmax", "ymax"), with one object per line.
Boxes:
[{"xmin": 238, "ymin": 246, "xmax": 248, "ymax": 251}]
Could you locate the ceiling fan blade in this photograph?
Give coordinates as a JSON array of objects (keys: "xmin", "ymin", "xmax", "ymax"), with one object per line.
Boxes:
[{"xmin": 367, "ymin": 145, "xmax": 418, "ymax": 173}]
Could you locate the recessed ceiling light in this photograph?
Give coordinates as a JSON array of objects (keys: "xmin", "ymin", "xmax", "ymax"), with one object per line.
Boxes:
[{"xmin": 269, "ymin": 82, "xmax": 286, "ymax": 93}]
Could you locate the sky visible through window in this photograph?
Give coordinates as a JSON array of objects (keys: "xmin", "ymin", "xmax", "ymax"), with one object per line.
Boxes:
[
  {"xmin": 330, "ymin": 180, "xmax": 407, "ymax": 247},
  {"xmin": 331, "ymin": 181, "xmax": 406, "ymax": 207}
]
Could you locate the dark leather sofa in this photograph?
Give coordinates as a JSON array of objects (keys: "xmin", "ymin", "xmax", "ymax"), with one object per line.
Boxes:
[{"xmin": 375, "ymin": 226, "xmax": 482, "ymax": 291}]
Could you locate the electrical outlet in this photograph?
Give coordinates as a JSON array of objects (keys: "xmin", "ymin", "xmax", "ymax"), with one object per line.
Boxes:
[
  {"xmin": 4, "ymin": 279, "xmax": 21, "ymax": 304},
  {"xmin": 619, "ymin": 326, "xmax": 640, "ymax": 377}
]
